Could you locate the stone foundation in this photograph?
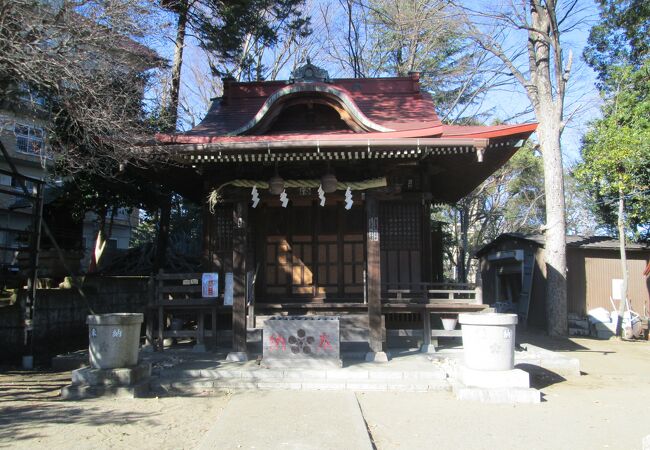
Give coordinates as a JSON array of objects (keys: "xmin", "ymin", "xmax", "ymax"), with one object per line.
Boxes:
[{"xmin": 61, "ymin": 362, "xmax": 151, "ymax": 400}]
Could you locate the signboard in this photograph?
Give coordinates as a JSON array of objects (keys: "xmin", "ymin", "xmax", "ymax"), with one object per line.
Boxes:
[
  {"xmin": 202, "ymin": 273, "xmax": 219, "ymax": 298},
  {"xmin": 224, "ymin": 272, "xmax": 234, "ymax": 306},
  {"xmin": 612, "ymin": 279, "xmax": 624, "ymax": 300},
  {"xmin": 263, "ymin": 316, "xmax": 340, "ymax": 367},
  {"xmin": 368, "ymin": 216, "xmax": 379, "ymax": 242}
]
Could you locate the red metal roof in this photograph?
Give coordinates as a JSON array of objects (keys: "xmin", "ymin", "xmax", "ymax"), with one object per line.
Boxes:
[{"xmin": 156, "ymin": 72, "xmax": 537, "ymax": 144}]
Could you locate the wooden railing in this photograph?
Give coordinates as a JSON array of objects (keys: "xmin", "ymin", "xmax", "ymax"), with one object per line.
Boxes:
[
  {"xmin": 147, "ymin": 272, "xmax": 225, "ymax": 351},
  {"xmin": 383, "ymin": 282, "xmax": 481, "ymax": 304}
]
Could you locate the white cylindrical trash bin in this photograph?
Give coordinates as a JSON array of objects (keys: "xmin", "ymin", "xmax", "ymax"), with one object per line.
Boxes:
[
  {"xmin": 459, "ymin": 312, "xmax": 517, "ymax": 371},
  {"xmin": 87, "ymin": 313, "xmax": 144, "ymax": 369}
]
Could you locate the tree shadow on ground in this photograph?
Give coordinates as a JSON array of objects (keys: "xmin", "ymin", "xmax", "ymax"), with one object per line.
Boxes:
[
  {"xmin": 517, "ymin": 328, "xmax": 615, "ymax": 354},
  {"xmin": 0, "ymin": 370, "xmax": 70, "ymax": 402},
  {"xmin": 0, "ymin": 368, "xmax": 158, "ymax": 444},
  {"xmin": 0, "ymin": 401, "xmax": 157, "ymax": 443},
  {"xmin": 515, "ymin": 363, "xmax": 567, "ymax": 389}
]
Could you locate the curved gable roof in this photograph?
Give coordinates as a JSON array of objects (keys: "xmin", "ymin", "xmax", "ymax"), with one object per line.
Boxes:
[
  {"xmin": 177, "ymin": 73, "xmax": 442, "ymax": 138},
  {"xmin": 231, "ymin": 82, "xmax": 394, "ymax": 134},
  {"xmin": 155, "ymin": 68, "xmax": 537, "ymax": 145}
]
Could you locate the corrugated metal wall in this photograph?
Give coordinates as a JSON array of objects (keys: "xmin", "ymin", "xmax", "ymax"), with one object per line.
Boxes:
[{"xmin": 568, "ymin": 249, "xmax": 650, "ymax": 316}]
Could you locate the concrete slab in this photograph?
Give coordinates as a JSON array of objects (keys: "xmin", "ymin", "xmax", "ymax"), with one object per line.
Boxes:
[
  {"xmin": 197, "ymin": 391, "xmax": 373, "ymax": 450},
  {"xmin": 459, "ymin": 366, "xmax": 530, "ymax": 389},
  {"xmin": 517, "ymin": 343, "xmax": 581, "ymax": 377},
  {"xmin": 454, "ymin": 386, "xmax": 541, "ymax": 404}
]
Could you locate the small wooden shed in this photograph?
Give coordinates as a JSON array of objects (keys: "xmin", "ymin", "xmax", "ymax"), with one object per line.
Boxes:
[{"xmin": 476, "ymin": 233, "xmax": 650, "ymax": 328}]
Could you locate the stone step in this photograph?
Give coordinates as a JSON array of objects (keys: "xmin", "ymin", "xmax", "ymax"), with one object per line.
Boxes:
[
  {"xmin": 62, "ymin": 380, "xmax": 150, "ymax": 400},
  {"xmin": 156, "ymin": 367, "xmax": 447, "ymax": 383},
  {"xmin": 150, "ymin": 377, "xmax": 450, "ymax": 394}
]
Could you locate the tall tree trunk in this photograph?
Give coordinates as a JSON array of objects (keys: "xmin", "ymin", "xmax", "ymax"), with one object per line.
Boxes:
[
  {"xmin": 167, "ymin": 1, "xmax": 188, "ymax": 132},
  {"xmin": 107, "ymin": 205, "xmax": 117, "ymax": 239},
  {"xmin": 537, "ymin": 119, "xmax": 568, "ymax": 336},
  {"xmin": 457, "ymin": 204, "xmax": 469, "ymax": 283},
  {"xmin": 615, "ymin": 186, "xmax": 628, "ymax": 337},
  {"xmin": 462, "ymin": 0, "xmax": 571, "ymax": 334}
]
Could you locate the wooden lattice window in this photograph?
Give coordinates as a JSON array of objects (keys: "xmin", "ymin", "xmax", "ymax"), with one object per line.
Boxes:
[
  {"xmin": 379, "ymin": 202, "xmax": 421, "ymax": 251},
  {"xmin": 213, "ymin": 206, "xmax": 234, "ymax": 252}
]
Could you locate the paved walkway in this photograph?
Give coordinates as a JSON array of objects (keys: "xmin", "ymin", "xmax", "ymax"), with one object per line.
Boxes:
[{"xmin": 197, "ymin": 391, "xmax": 373, "ymax": 450}]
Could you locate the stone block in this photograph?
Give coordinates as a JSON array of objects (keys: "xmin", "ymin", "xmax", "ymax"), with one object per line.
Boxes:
[
  {"xmin": 569, "ymin": 327, "xmax": 590, "ymax": 336},
  {"xmin": 263, "ymin": 316, "xmax": 340, "ymax": 365},
  {"xmin": 61, "ymin": 379, "xmax": 149, "ymax": 400},
  {"xmin": 427, "ymin": 381, "xmax": 452, "ymax": 391},
  {"xmin": 459, "ymin": 366, "xmax": 530, "ymax": 389},
  {"xmin": 301, "ymin": 381, "xmax": 346, "ymax": 390},
  {"xmin": 368, "ymin": 370, "xmax": 403, "ymax": 380},
  {"xmin": 257, "ymin": 381, "xmax": 302, "ymax": 391},
  {"xmin": 201, "ymin": 369, "xmax": 242, "ymax": 379},
  {"xmin": 420, "ymin": 343, "xmax": 437, "ymax": 354},
  {"xmin": 402, "ymin": 370, "xmax": 447, "ymax": 381},
  {"xmin": 385, "ymin": 383, "xmax": 430, "ymax": 392},
  {"xmin": 365, "ymin": 351, "xmax": 389, "ymax": 363},
  {"xmin": 51, "ymin": 353, "xmax": 88, "ymax": 372},
  {"xmin": 226, "ymin": 352, "xmax": 249, "ymax": 362},
  {"xmin": 214, "ymin": 381, "xmax": 259, "ymax": 391},
  {"xmin": 192, "ymin": 344, "xmax": 207, "ymax": 352},
  {"xmin": 455, "ymin": 386, "xmax": 541, "ymax": 404},
  {"xmin": 171, "ymin": 380, "xmax": 215, "ymax": 389},
  {"xmin": 71, "ymin": 363, "xmax": 151, "ymax": 387},
  {"xmin": 282, "ymin": 369, "xmax": 327, "ymax": 380},
  {"xmin": 263, "ymin": 358, "xmax": 342, "ymax": 369},
  {"xmin": 346, "ymin": 382, "xmax": 388, "ymax": 391},
  {"xmin": 240, "ymin": 370, "xmax": 284, "ymax": 380},
  {"xmin": 327, "ymin": 369, "xmax": 369, "ymax": 380}
]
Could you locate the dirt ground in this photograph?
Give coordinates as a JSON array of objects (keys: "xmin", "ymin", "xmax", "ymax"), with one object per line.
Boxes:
[
  {"xmin": 0, "ymin": 371, "xmax": 230, "ymax": 449},
  {"xmin": 359, "ymin": 335, "xmax": 650, "ymax": 450},
  {"xmin": 1, "ymin": 335, "xmax": 649, "ymax": 449}
]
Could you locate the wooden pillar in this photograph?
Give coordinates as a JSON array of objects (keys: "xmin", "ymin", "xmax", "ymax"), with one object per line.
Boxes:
[
  {"xmin": 201, "ymin": 199, "xmax": 212, "ymax": 271},
  {"xmin": 365, "ymin": 196, "xmax": 387, "ymax": 362},
  {"xmin": 145, "ymin": 275, "xmax": 155, "ymax": 348},
  {"xmin": 421, "ymin": 198, "xmax": 433, "ymax": 282},
  {"xmin": 229, "ymin": 201, "xmax": 248, "ymax": 360},
  {"xmin": 420, "ymin": 308, "xmax": 437, "ymax": 353},
  {"xmin": 153, "ymin": 193, "xmax": 172, "ymax": 273}
]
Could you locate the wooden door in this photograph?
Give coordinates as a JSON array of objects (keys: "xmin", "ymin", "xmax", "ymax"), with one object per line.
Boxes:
[
  {"xmin": 379, "ymin": 201, "xmax": 422, "ymax": 291},
  {"xmin": 260, "ymin": 201, "xmax": 365, "ymax": 301}
]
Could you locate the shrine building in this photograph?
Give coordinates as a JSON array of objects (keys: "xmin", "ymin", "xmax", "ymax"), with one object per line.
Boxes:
[{"xmin": 148, "ymin": 62, "xmax": 537, "ymax": 361}]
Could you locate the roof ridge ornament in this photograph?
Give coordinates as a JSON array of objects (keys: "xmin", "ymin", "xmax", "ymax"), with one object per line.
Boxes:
[{"xmin": 289, "ymin": 58, "xmax": 330, "ymax": 84}]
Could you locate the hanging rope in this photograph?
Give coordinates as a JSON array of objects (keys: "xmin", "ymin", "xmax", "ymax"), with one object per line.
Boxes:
[{"xmin": 207, "ymin": 177, "xmax": 387, "ymax": 212}]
